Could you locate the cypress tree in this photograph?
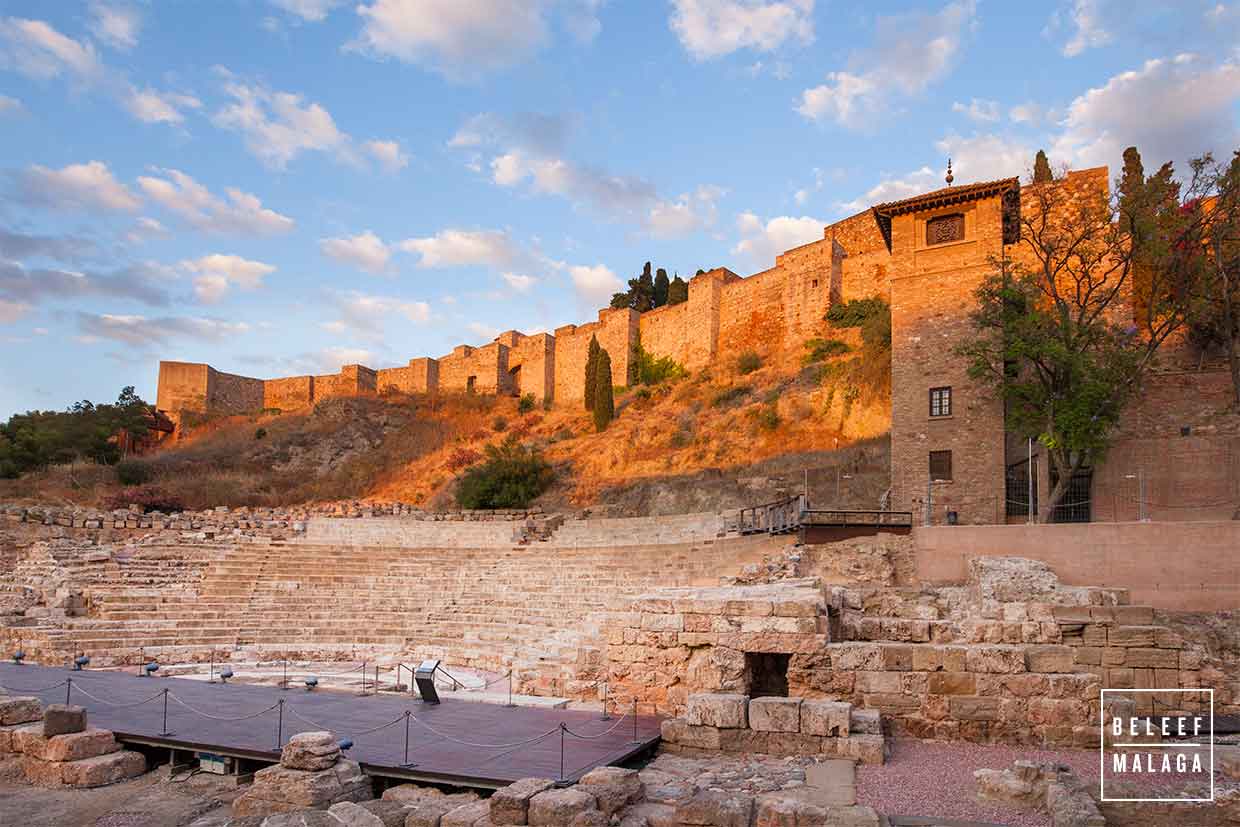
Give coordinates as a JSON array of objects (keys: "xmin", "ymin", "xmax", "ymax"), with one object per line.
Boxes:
[
  {"xmin": 654, "ymin": 268, "xmax": 670, "ymax": 307},
  {"xmin": 1119, "ymin": 146, "xmax": 1145, "ymax": 235},
  {"xmin": 1033, "ymin": 150, "xmax": 1053, "ymax": 184},
  {"xmin": 667, "ymin": 275, "xmax": 689, "ymax": 305},
  {"xmin": 592, "ymin": 349, "xmax": 614, "ymax": 431},
  {"xmin": 634, "ymin": 262, "xmax": 655, "ymax": 312},
  {"xmin": 583, "ymin": 335, "xmax": 600, "ymax": 411}
]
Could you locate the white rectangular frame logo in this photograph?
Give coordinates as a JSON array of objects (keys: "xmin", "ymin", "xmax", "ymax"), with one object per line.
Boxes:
[{"xmin": 1099, "ymin": 688, "xmax": 1214, "ymax": 803}]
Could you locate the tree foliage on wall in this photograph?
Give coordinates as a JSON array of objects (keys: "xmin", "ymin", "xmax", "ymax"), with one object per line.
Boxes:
[
  {"xmin": 583, "ymin": 334, "xmax": 601, "ymax": 412},
  {"xmin": 960, "ymin": 151, "xmax": 1205, "ymax": 520},
  {"xmin": 610, "ymin": 262, "xmax": 691, "ymax": 311},
  {"xmin": 1033, "ymin": 150, "xmax": 1054, "ymax": 184},
  {"xmin": 592, "ymin": 348, "xmax": 615, "ymax": 431},
  {"xmin": 0, "ymin": 387, "xmax": 152, "ymax": 478},
  {"xmin": 667, "ymin": 274, "xmax": 689, "ymax": 305}
]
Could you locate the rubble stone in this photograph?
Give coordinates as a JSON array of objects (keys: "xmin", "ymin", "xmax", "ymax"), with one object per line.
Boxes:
[
  {"xmin": 282, "ymin": 731, "xmax": 342, "ymax": 772},
  {"xmin": 748, "ymin": 698, "xmax": 802, "ymax": 733},
  {"xmin": 527, "ymin": 788, "xmax": 597, "ymax": 827},
  {"xmin": 490, "ymin": 778, "xmax": 556, "ymax": 825},
  {"xmin": 42, "ymin": 703, "xmax": 87, "ymax": 736},
  {"xmin": 684, "ymin": 694, "xmax": 748, "ymax": 729},
  {"xmin": 0, "ymin": 696, "xmax": 42, "ymax": 726}
]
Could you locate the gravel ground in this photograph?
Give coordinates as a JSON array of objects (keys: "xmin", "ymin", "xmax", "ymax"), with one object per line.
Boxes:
[{"xmin": 855, "ymin": 738, "xmax": 1100, "ymax": 827}]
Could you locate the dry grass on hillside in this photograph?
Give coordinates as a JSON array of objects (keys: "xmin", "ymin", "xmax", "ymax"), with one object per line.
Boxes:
[{"xmin": 3, "ymin": 326, "xmax": 893, "ymax": 512}]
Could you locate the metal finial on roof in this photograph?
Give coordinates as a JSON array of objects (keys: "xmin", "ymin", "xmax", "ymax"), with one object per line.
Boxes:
[{"xmin": 945, "ymin": 158, "xmax": 954, "ymax": 186}]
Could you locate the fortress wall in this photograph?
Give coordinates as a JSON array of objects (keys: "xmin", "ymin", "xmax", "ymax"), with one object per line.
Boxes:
[
  {"xmin": 638, "ymin": 300, "xmax": 691, "ymax": 365},
  {"xmin": 439, "ymin": 342, "xmax": 509, "ymax": 394},
  {"xmin": 156, "ymin": 361, "xmax": 211, "ymax": 413},
  {"xmin": 553, "ymin": 308, "xmax": 638, "ymax": 403},
  {"xmin": 717, "ymin": 266, "xmax": 789, "ymax": 357},
  {"xmin": 771, "ymin": 236, "xmax": 836, "ymax": 343},
  {"xmin": 504, "ymin": 332, "xmax": 555, "ymax": 401},
  {"xmin": 828, "ymin": 211, "xmax": 891, "ymax": 302},
  {"xmin": 205, "ymin": 366, "xmax": 264, "ymax": 414},
  {"xmin": 263, "ymin": 375, "xmax": 313, "ymax": 410}
]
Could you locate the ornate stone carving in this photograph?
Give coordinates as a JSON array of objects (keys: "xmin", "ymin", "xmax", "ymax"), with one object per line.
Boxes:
[{"xmin": 926, "ymin": 213, "xmax": 965, "ymax": 245}]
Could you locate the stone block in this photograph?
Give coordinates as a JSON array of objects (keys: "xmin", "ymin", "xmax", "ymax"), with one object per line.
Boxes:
[
  {"xmin": 950, "ymin": 697, "xmax": 1000, "ymax": 722},
  {"xmin": 839, "ymin": 735, "xmax": 885, "ymax": 765},
  {"xmin": 1124, "ymin": 648, "xmax": 1179, "ymax": 669},
  {"xmin": 1109, "ymin": 626, "xmax": 1156, "ymax": 648},
  {"xmin": 854, "ymin": 671, "xmax": 901, "ymax": 694},
  {"xmin": 911, "ymin": 645, "xmax": 967, "ymax": 672},
  {"xmin": 528, "ymin": 788, "xmax": 597, "ymax": 827},
  {"xmin": 24, "ymin": 748, "xmax": 146, "ymax": 788},
  {"xmin": 621, "ymin": 802, "xmax": 677, "ymax": 827},
  {"xmin": 1112, "ymin": 606, "xmax": 1154, "ymax": 625},
  {"xmin": 357, "ymin": 800, "xmax": 414, "ymax": 827},
  {"xmin": 0, "ymin": 696, "xmax": 42, "ymax": 726},
  {"xmin": 849, "ymin": 709, "xmax": 881, "ymax": 735},
  {"xmin": 442, "ymin": 801, "xmax": 492, "ymax": 827},
  {"xmin": 329, "ymin": 801, "xmax": 387, "ymax": 827},
  {"xmin": 42, "ymin": 704, "xmax": 87, "ymax": 736},
  {"xmin": 965, "ymin": 646, "xmax": 1025, "ymax": 674},
  {"xmin": 754, "ymin": 794, "xmax": 827, "ymax": 827},
  {"xmin": 660, "ymin": 720, "xmax": 721, "ymax": 750},
  {"xmin": 675, "ymin": 791, "xmax": 753, "ymax": 827},
  {"xmin": 800, "ymin": 700, "xmax": 850, "ymax": 737},
  {"xmin": 404, "ymin": 797, "xmax": 482, "ymax": 827},
  {"xmin": 1219, "ymin": 745, "xmax": 1240, "ymax": 780},
  {"xmin": 748, "ymin": 697, "xmax": 802, "ymax": 733},
  {"xmin": 1025, "ymin": 646, "xmax": 1074, "ymax": 673},
  {"xmin": 490, "ymin": 778, "xmax": 556, "ymax": 825},
  {"xmin": 928, "ymin": 673, "xmax": 975, "ymax": 695},
  {"xmin": 281, "ymin": 731, "xmax": 341, "ymax": 771},
  {"xmin": 684, "ymin": 694, "xmax": 747, "ymax": 729},
  {"xmin": 578, "ymin": 766, "xmax": 643, "ymax": 816},
  {"xmin": 233, "ymin": 759, "xmax": 371, "ymax": 816},
  {"xmin": 27, "ymin": 727, "xmax": 119, "ymax": 762}
]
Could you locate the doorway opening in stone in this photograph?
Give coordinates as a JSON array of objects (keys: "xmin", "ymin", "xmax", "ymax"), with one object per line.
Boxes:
[
  {"xmin": 466, "ymin": 375, "xmax": 476, "ymax": 393},
  {"xmin": 745, "ymin": 652, "xmax": 789, "ymax": 698}
]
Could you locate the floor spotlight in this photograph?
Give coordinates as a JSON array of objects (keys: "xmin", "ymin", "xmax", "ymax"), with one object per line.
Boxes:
[
  {"xmin": 73, "ymin": 655, "xmax": 90, "ymax": 671},
  {"xmin": 337, "ymin": 738, "xmax": 353, "ymax": 753},
  {"xmin": 143, "ymin": 662, "xmax": 160, "ymax": 677},
  {"xmin": 219, "ymin": 667, "xmax": 234, "ymax": 683},
  {"xmin": 12, "ymin": 649, "xmax": 24, "ymax": 665},
  {"xmin": 304, "ymin": 676, "xmax": 319, "ymax": 691}
]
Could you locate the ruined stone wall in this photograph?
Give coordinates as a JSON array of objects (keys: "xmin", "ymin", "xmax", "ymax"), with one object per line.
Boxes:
[
  {"xmin": 554, "ymin": 308, "xmax": 639, "ymax": 403},
  {"xmin": 828, "ymin": 211, "xmax": 891, "ymax": 302},
  {"xmin": 155, "ymin": 361, "xmax": 210, "ymax": 414},
  {"xmin": 313, "ymin": 364, "xmax": 376, "ymax": 400},
  {"xmin": 503, "ymin": 332, "xmax": 555, "ymax": 401},
  {"xmin": 205, "ymin": 366, "xmax": 264, "ymax": 414},
  {"xmin": 263, "ymin": 375, "xmax": 313, "ymax": 410},
  {"xmin": 438, "ymin": 343, "xmax": 510, "ymax": 395}
]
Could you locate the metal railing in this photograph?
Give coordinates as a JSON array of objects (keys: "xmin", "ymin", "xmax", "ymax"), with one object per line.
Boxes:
[
  {"xmin": 799, "ymin": 509, "xmax": 914, "ymax": 527},
  {"xmin": 737, "ymin": 495, "xmax": 805, "ymax": 535}
]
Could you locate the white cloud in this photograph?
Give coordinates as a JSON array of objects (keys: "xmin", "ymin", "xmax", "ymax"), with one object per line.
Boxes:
[
  {"xmin": 268, "ymin": 0, "xmax": 345, "ymax": 21},
  {"xmin": 732, "ymin": 212, "xmax": 823, "ymax": 265},
  {"xmin": 320, "ymin": 231, "xmax": 392, "ymax": 274},
  {"xmin": 326, "ymin": 290, "xmax": 430, "ymax": 338},
  {"xmin": 90, "ymin": 3, "xmax": 141, "ymax": 51},
  {"xmin": 18, "ymin": 160, "xmax": 141, "ymax": 212},
  {"xmin": 300, "ymin": 346, "xmax": 376, "ymax": 373},
  {"xmin": 568, "ymin": 263, "xmax": 622, "ymax": 307},
  {"xmin": 952, "ymin": 98, "xmax": 999, "ymax": 123},
  {"xmin": 180, "ymin": 254, "xmax": 276, "ymax": 303},
  {"xmin": 468, "ymin": 321, "xmax": 501, "ymax": 341},
  {"xmin": 647, "ymin": 185, "xmax": 726, "ymax": 239},
  {"xmin": 1009, "ymin": 101, "xmax": 1049, "ymax": 124},
  {"xmin": 124, "ymin": 87, "xmax": 202, "ymax": 124},
  {"xmin": 797, "ymin": 0, "xmax": 977, "ymax": 128},
  {"xmin": 76, "ymin": 312, "xmax": 249, "ymax": 346},
  {"xmin": 0, "ymin": 94, "xmax": 22, "ymax": 114},
  {"xmin": 1056, "ymin": 0, "xmax": 1113, "ymax": 57},
  {"xmin": 0, "ymin": 298, "xmax": 31, "ymax": 324},
  {"xmin": 137, "ymin": 168, "xmax": 295, "ymax": 235},
  {"xmin": 363, "ymin": 139, "xmax": 409, "ymax": 171},
  {"xmin": 501, "ymin": 272, "xmax": 536, "ymax": 292},
  {"xmin": 351, "ymin": 0, "xmax": 552, "ymax": 79},
  {"xmin": 125, "ymin": 216, "xmax": 169, "ymax": 244},
  {"xmin": 670, "ymin": 0, "xmax": 815, "ymax": 60},
  {"xmin": 0, "ymin": 17, "xmax": 102, "ymax": 80},
  {"xmin": 1051, "ymin": 54, "xmax": 1240, "ymax": 171},
  {"xmin": 399, "ymin": 228, "xmax": 525, "ymax": 269}
]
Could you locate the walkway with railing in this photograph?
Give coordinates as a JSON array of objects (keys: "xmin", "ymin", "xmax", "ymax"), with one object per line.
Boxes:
[{"xmin": 736, "ymin": 496, "xmax": 913, "ymax": 538}]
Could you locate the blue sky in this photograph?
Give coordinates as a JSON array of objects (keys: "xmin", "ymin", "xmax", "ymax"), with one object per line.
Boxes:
[{"xmin": 1, "ymin": 0, "xmax": 1239, "ymax": 416}]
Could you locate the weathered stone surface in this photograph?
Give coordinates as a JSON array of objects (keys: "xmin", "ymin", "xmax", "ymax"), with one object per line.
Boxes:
[
  {"xmin": 684, "ymin": 694, "xmax": 748, "ymax": 729},
  {"xmin": 260, "ymin": 813, "xmax": 341, "ymax": 827},
  {"xmin": 490, "ymin": 778, "xmax": 556, "ymax": 825},
  {"xmin": 282, "ymin": 731, "xmax": 341, "ymax": 771},
  {"xmin": 674, "ymin": 791, "xmax": 753, "ymax": 827},
  {"xmin": 404, "ymin": 799, "xmax": 476, "ymax": 827},
  {"xmin": 527, "ymin": 788, "xmax": 597, "ymax": 827},
  {"xmin": 660, "ymin": 720, "xmax": 721, "ymax": 750},
  {"xmin": 0, "ymin": 696, "xmax": 42, "ymax": 726},
  {"xmin": 620, "ymin": 802, "xmax": 677, "ymax": 827},
  {"xmin": 748, "ymin": 698, "xmax": 802, "ymax": 733},
  {"xmin": 23, "ymin": 748, "xmax": 146, "ymax": 788},
  {"xmin": 1219, "ymin": 745, "xmax": 1240, "ymax": 781},
  {"xmin": 441, "ymin": 800, "xmax": 491, "ymax": 827},
  {"xmin": 848, "ymin": 709, "xmax": 881, "ymax": 735},
  {"xmin": 26, "ymin": 726, "xmax": 119, "ymax": 762},
  {"xmin": 838, "ymin": 735, "xmax": 885, "ymax": 765},
  {"xmin": 753, "ymin": 794, "xmax": 827, "ymax": 827},
  {"xmin": 568, "ymin": 811, "xmax": 607, "ymax": 827},
  {"xmin": 42, "ymin": 704, "xmax": 87, "ymax": 736},
  {"xmin": 329, "ymin": 801, "xmax": 386, "ymax": 827},
  {"xmin": 233, "ymin": 759, "xmax": 371, "ymax": 817},
  {"xmin": 1046, "ymin": 781, "xmax": 1105, "ymax": 826},
  {"xmin": 357, "ymin": 800, "xmax": 414, "ymax": 827},
  {"xmin": 799, "ymin": 700, "xmax": 850, "ymax": 737},
  {"xmin": 578, "ymin": 766, "xmax": 643, "ymax": 816}
]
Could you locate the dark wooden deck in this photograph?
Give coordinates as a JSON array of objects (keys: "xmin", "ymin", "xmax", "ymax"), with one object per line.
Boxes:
[{"xmin": 0, "ymin": 664, "xmax": 661, "ymax": 788}]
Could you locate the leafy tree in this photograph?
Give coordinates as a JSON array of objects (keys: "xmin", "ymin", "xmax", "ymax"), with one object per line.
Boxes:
[
  {"xmin": 583, "ymin": 335, "xmax": 601, "ymax": 411},
  {"xmin": 454, "ymin": 435, "xmax": 555, "ymax": 509},
  {"xmin": 654, "ymin": 268, "xmax": 670, "ymax": 308},
  {"xmin": 592, "ymin": 349, "xmax": 615, "ymax": 431},
  {"xmin": 0, "ymin": 386, "xmax": 153, "ymax": 478},
  {"xmin": 610, "ymin": 262, "xmax": 659, "ymax": 311},
  {"xmin": 667, "ymin": 274, "xmax": 689, "ymax": 305},
  {"xmin": 958, "ymin": 167, "xmax": 1196, "ymax": 520},
  {"xmin": 1033, "ymin": 150, "xmax": 1053, "ymax": 184}
]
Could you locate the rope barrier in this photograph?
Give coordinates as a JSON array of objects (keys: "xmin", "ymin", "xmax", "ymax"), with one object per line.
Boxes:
[
  {"xmin": 561, "ymin": 710, "xmax": 632, "ymax": 740},
  {"xmin": 71, "ymin": 684, "xmax": 165, "ymax": 709},
  {"xmin": 283, "ymin": 703, "xmax": 334, "ymax": 731},
  {"xmin": 0, "ymin": 679, "xmax": 69, "ymax": 694},
  {"xmin": 168, "ymin": 693, "xmax": 282, "ymax": 722},
  {"xmin": 1124, "ymin": 495, "xmax": 1238, "ymax": 509},
  {"xmin": 343, "ymin": 714, "xmax": 406, "ymax": 738},
  {"xmin": 407, "ymin": 712, "xmax": 561, "ymax": 749}
]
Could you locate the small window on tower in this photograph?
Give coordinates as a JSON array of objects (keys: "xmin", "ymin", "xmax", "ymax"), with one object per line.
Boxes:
[
  {"xmin": 926, "ymin": 213, "xmax": 965, "ymax": 245},
  {"xmin": 929, "ymin": 386, "xmax": 952, "ymax": 417},
  {"xmin": 929, "ymin": 450, "xmax": 953, "ymax": 482}
]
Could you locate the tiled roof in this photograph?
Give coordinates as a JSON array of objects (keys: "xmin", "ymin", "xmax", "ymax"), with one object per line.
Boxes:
[{"xmin": 870, "ymin": 176, "xmax": 1021, "ymax": 250}]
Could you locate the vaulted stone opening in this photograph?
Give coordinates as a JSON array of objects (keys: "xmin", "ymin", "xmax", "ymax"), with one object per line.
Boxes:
[{"xmin": 745, "ymin": 652, "xmax": 789, "ymax": 698}]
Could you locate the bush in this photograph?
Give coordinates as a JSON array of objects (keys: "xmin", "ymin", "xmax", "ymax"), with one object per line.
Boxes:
[
  {"xmin": 736, "ymin": 351, "xmax": 761, "ymax": 375},
  {"xmin": 754, "ymin": 404, "xmax": 780, "ymax": 431},
  {"xmin": 455, "ymin": 436, "xmax": 554, "ymax": 509},
  {"xmin": 803, "ymin": 338, "xmax": 850, "ymax": 364},
  {"xmin": 517, "ymin": 394, "xmax": 536, "ymax": 414},
  {"xmin": 254, "ymin": 427, "xmax": 267, "ymax": 440},
  {"xmin": 633, "ymin": 345, "xmax": 687, "ymax": 385},
  {"xmin": 104, "ymin": 485, "xmax": 185, "ymax": 513},
  {"xmin": 826, "ymin": 296, "xmax": 888, "ymax": 327},
  {"xmin": 711, "ymin": 385, "xmax": 751, "ymax": 408},
  {"xmin": 492, "ymin": 416, "xmax": 508, "ymax": 432},
  {"xmin": 114, "ymin": 459, "xmax": 152, "ymax": 486}
]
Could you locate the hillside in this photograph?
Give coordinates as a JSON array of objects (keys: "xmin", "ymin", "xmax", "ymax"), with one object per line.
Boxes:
[{"xmin": 1, "ymin": 319, "xmax": 893, "ymax": 514}]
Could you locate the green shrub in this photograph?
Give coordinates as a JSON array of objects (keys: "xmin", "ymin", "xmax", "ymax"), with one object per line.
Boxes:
[
  {"xmin": 711, "ymin": 385, "xmax": 751, "ymax": 408},
  {"xmin": 755, "ymin": 404, "xmax": 780, "ymax": 431},
  {"xmin": 517, "ymin": 394, "xmax": 536, "ymax": 414},
  {"xmin": 803, "ymin": 338, "xmax": 850, "ymax": 364},
  {"xmin": 633, "ymin": 346, "xmax": 687, "ymax": 385},
  {"xmin": 254, "ymin": 427, "xmax": 267, "ymax": 440},
  {"xmin": 736, "ymin": 351, "xmax": 761, "ymax": 374},
  {"xmin": 762, "ymin": 388, "xmax": 782, "ymax": 405},
  {"xmin": 492, "ymin": 416, "xmax": 508, "ymax": 432},
  {"xmin": 114, "ymin": 459, "xmax": 152, "ymax": 486},
  {"xmin": 455, "ymin": 436, "xmax": 554, "ymax": 509},
  {"xmin": 826, "ymin": 296, "xmax": 888, "ymax": 327}
]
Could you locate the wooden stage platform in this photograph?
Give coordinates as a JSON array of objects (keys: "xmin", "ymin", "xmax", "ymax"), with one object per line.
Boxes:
[{"xmin": 0, "ymin": 664, "xmax": 662, "ymax": 788}]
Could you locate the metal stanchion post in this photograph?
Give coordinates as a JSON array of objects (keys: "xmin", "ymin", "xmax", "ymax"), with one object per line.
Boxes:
[
  {"xmin": 632, "ymin": 699, "xmax": 638, "ymax": 744},
  {"xmin": 401, "ymin": 710, "xmax": 416, "ymax": 768},
  {"xmin": 600, "ymin": 682, "xmax": 610, "ymax": 721},
  {"xmin": 506, "ymin": 670, "xmax": 514, "ymax": 708},
  {"xmin": 281, "ymin": 659, "xmax": 288, "ymax": 691},
  {"xmin": 276, "ymin": 699, "xmax": 285, "ymax": 749},
  {"xmin": 209, "ymin": 652, "xmax": 215, "ymax": 684},
  {"xmin": 160, "ymin": 688, "xmax": 172, "ymax": 736},
  {"xmin": 65, "ymin": 677, "xmax": 72, "ymax": 705},
  {"xmin": 558, "ymin": 723, "xmax": 566, "ymax": 783},
  {"xmin": 361, "ymin": 662, "xmax": 368, "ymax": 696}
]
